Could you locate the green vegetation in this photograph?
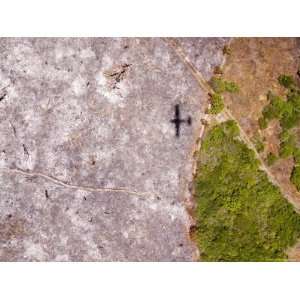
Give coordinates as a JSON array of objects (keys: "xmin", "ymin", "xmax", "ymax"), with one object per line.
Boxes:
[
  {"xmin": 266, "ymin": 152, "xmax": 278, "ymax": 166},
  {"xmin": 260, "ymin": 81, "xmax": 300, "ymax": 131},
  {"xmin": 208, "ymin": 93, "xmax": 224, "ymax": 114},
  {"xmin": 207, "ymin": 76, "xmax": 239, "ymax": 115},
  {"xmin": 278, "ymin": 74, "xmax": 295, "ymax": 89},
  {"xmin": 291, "ymin": 166, "xmax": 300, "ymax": 191},
  {"xmin": 279, "ymin": 130, "xmax": 297, "ymax": 158},
  {"xmin": 252, "ymin": 135, "xmax": 265, "ymax": 153},
  {"xmin": 194, "ymin": 121, "xmax": 300, "ymax": 261},
  {"xmin": 259, "ymin": 74, "xmax": 300, "ymax": 190},
  {"xmin": 290, "ymin": 121, "xmax": 300, "ymax": 190},
  {"xmin": 261, "ymin": 92, "xmax": 287, "ymax": 124},
  {"xmin": 225, "ymin": 81, "xmax": 239, "ymax": 93},
  {"xmin": 209, "ymin": 76, "xmax": 239, "ymax": 94},
  {"xmin": 258, "ymin": 116, "xmax": 268, "ymax": 130},
  {"xmin": 280, "ymin": 90, "xmax": 300, "ymax": 130},
  {"xmin": 293, "ymin": 148, "xmax": 300, "ymax": 164}
]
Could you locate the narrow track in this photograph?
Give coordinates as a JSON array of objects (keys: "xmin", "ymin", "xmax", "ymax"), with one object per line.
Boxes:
[
  {"xmin": 164, "ymin": 37, "xmax": 300, "ymax": 211},
  {"xmin": 0, "ymin": 167, "xmax": 156, "ymax": 199}
]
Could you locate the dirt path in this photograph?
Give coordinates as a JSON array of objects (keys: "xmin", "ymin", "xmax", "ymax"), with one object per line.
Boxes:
[
  {"xmin": 1, "ymin": 38, "xmax": 224, "ymax": 261},
  {"xmin": 164, "ymin": 37, "xmax": 300, "ymax": 212}
]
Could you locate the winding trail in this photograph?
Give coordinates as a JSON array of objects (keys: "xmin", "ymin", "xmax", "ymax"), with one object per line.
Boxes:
[{"xmin": 0, "ymin": 167, "xmax": 156, "ymax": 199}]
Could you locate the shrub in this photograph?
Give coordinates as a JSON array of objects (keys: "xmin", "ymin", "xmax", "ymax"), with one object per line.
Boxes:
[
  {"xmin": 253, "ymin": 135, "xmax": 265, "ymax": 153},
  {"xmin": 280, "ymin": 111, "xmax": 300, "ymax": 130},
  {"xmin": 258, "ymin": 117, "xmax": 268, "ymax": 129},
  {"xmin": 279, "ymin": 129, "xmax": 291, "ymax": 142},
  {"xmin": 194, "ymin": 121, "xmax": 300, "ymax": 261},
  {"xmin": 291, "ymin": 166, "xmax": 300, "ymax": 191},
  {"xmin": 209, "ymin": 77, "xmax": 239, "ymax": 94},
  {"xmin": 259, "ymin": 74, "xmax": 300, "ymax": 131},
  {"xmin": 267, "ymin": 152, "xmax": 278, "ymax": 166},
  {"xmin": 294, "ymin": 148, "xmax": 300, "ymax": 165},
  {"xmin": 208, "ymin": 93, "xmax": 224, "ymax": 114},
  {"xmin": 257, "ymin": 73, "xmax": 300, "ymax": 198},
  {"xmin": 278, "ymin": 74, "xmax": 295, "ymax": 89},
  {"xmin": 262, "ymin": 93, "xmax": 287, "ymax": 121},
  {"xmin": 280, "ymin": 91, "xmax": 300, "ymax": 129},
  {"xmin": 222, "ymin": 119, "xmax": 240, "ymax": 137},
  {"xmin": 209, "ymin": 77, "xmax": 226, "ymax": 93},
  {"xmin": 225, "ymin": 81, "xmax": 239, "ymax": 93},
  {"xmin": 279, "ymin": 131, "xmax": 296, "ymax": 158}
]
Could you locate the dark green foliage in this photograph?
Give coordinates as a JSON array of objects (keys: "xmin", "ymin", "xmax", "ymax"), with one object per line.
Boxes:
[
  {"xmin": 279, "ymin": 128, "xmax": 291, "ymax": 142},
  {"xmin": 278, "ymin": 74, "xmax": 295, "ymax": 89},
  {"xmin": 278, "ymin": 128, "xmax": 300, "ymax": 168},
  {"xmin": 280, "ymin": 112, "xmax": 299, "ymax": 130},
  {"xmin": 266, "ymin": 152, "xmax": 278, "ymax": 166},
  {"xmin": 209, "ymin": 77, "xmax": 226, "ymax": 94},
  {"xmin": 291, "ymin": 166, "xmax": 300, "ymax": 191},
  {"xmin": 253, "ymin": 135, "xmax": 265, "ymax": 153},
  {"xmin": 258, "ymin": 74, "xmax": 300, "ymax": 190},
  {"xmin": 280, "ymin": 90, "xmax": 300, "ymax": 130},
  {"xmin": 261, "ymin": 80, "xmax": 300, "ymax": 130},
  {"xmin": 221, "ymin": 119, "xmax": 240, "ymax": 137},
  {"xmin": 293, "ymin": 148, "xmax": 300, "ymax": 165},
  {"xmin": 258, "ymin": 117, "xmax": 268, "ymax": 129},
  {"xmin": 209, "ymin": 76, "xmax": 239, "ymax": 94},
  {"xmin": 201, "ymin": 120, "xmax": 239, "ymax": 152},
  {"xmin": 194, "ymin": 121, "xmax": 300, "ymax": 261},
  {"xmin": 256, "ymin": 141, "xmax": 265, "ymax": 153},
  {"xmin": 259, "ymin": 86, "xmax": 300, "ymax": 130},
  {"xmin": 207, "ymin": 76, "xmax": 239, "ymax": 115},
  {"xmin": 224, "ymin": 81, "xmax": 239, "ymax": 93},
  {"xmin": 279, "ymin": 131, "xmax": 296, "ymax": 158},
  {"xmin": 208, "ymin": 93, "xmax": 224, "ymax": 114},
  {"xmin": 262, "ymin": 93, "xmax": 287, "ymax": 121}
]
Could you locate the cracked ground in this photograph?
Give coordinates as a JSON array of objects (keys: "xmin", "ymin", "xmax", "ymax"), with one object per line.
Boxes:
[{"xmin": 0, "ymin": 38, "xmax": 228, "ymax": 261}]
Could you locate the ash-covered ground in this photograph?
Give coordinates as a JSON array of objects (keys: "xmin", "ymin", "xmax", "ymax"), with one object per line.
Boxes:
[{"xmin": 0, "ymin": 38, "xmax": 227, "ymax": 261}]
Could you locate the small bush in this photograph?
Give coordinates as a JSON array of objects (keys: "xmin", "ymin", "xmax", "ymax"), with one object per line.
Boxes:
[
  {"xmin": 279, "ymin": 129, "xmax": 291, "ymax": 142},
  {"xmin": 291, "ymin": 166, "xmax": 300, "ymax": 191},
  {"xmin": 222, "ymin": 119, "xmax": 240, "ymax": 137},
  {"xmin": 266, "ymin": 152, "xmax": 278, "ymax": 166},
  {"xmin": 209, "ymin": 77, "xmax": 226, "ymax": 94},
  {"xmin": 209, "ymin": 77, "xmax": 239, "ymax": 94},
  {"xmin": 259, "ymin": 76, "xmax": 300, "ymax": 132},
  {"xmin": 256, "ymin": 72, "xmax": 300, "ymax": 191},
  {"xmin": 294, "ymin": 148, "xmax": 300, "ymax": 165},
  {"xmin": 280, "ymin": 111, "xmax": 300, "ymax": 130},
  {"xmin": 279, "ymin": 131, "xmax": 296, "ymax": 158},
  {"xmin": 262, "ymin": 93, "xmax": 287, "ymax": 121},
  {"xmin": 194, "ymin": 121, "xmax": 300, "ymax": 261},
  {"xmin": 225, "ymin": 81, "xmax": 239, "ymax": 93},
  {"xmin": 258, "ymin": 117, "xmax": 268, "ymax": 129},
  {"xmin": 253, "ymin": 135, "xmax": 265, "ymax": 153},
  {"xmin": 208, "ymin": 93, "xmax": 224, "ymax": 114},
  {"xmin": 278, "ymin": 74, "xmax": 295, "ymax": 89}
]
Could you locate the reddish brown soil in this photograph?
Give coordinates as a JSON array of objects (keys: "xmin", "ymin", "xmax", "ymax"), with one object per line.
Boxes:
[{"xmin": 222, "ymin": 38, "xmax": 300, "ymax": 260}]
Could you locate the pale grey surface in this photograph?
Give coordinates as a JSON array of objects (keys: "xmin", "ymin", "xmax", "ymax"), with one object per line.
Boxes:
[
  {"xmin": 0, "ymin": 38, "xmax": 227, "ymax": 261},
  {"xmin": 178, "ymin": 38, "xmax": 230, "ymax": 79}
]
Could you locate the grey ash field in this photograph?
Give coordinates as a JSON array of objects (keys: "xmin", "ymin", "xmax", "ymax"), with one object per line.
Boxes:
[{"xmin": 0, "ymin": 38, "xmax": 228, "ymax": 261}]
